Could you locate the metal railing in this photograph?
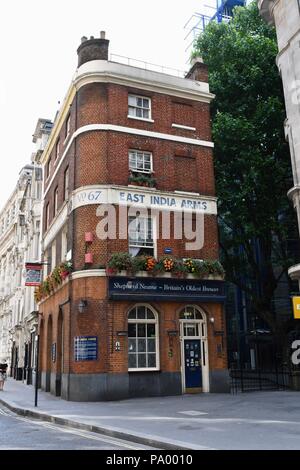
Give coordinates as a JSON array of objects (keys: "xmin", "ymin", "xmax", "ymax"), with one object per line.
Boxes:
[
  {"xmin": 230, "ymin": 367, "xmax": 293, "ymax": 393},
  {"xmin": 109, "ymin": 54, "xmax": 186, "ymax": 78}
]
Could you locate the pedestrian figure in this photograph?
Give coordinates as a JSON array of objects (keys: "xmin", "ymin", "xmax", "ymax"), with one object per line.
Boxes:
[{"xmin": 0, "ymin": 363, "xmax": 8, "ymax": 391}]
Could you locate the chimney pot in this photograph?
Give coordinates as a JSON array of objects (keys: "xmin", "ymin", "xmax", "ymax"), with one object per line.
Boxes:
[
  {"xmin": 100, "ymin": 31, "xmax": 106, "ymax": 39},
  {"xmin": 191, "ymin": 55, "xmax": 203, "ymax": 66},
  {"xmin": 81, "ymin": 36, "xmax": 88, "ymax": 44}
]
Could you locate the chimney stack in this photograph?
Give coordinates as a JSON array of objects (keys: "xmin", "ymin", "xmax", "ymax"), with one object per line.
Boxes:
[
  {"xmin": 185, "ymin": 57, "xmax": 208, "ymax": 83},
  {"xmin": 77, "ymin": 31, "xmax": 109, "ymax": 67}
]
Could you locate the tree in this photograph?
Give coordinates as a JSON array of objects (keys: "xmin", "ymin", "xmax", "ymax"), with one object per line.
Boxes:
[{"xmin": 193, "ymin": 1, "xmax": 298, "ymax": 358}]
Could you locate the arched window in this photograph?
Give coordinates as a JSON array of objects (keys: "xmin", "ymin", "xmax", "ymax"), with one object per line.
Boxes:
[
  {"xmin": 128, "ymin": 305, "xmax": 159, "ymax": 371},
  {"xmin": 179, "ymin": 306, "xmax": 206, "ymax": 338},
  {"xmin": 179, "ymin": 306, "xmax": 203, "ymax": 321}
]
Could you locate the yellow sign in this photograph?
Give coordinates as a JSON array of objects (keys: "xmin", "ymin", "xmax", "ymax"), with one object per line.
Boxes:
[{"xmin": 293, "ymin": 297, "xmax": 300, "ymax": 319}]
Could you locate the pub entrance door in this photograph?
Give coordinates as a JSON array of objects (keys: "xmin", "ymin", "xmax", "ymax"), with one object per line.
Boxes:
[{"xmin": 180, "ymin": 306, "xmax": 209, "ymax": 393}]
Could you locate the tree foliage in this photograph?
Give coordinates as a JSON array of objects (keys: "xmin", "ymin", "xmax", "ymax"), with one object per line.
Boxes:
[{"xmin": 193, "ymin": 2, "xmax": 297, "ymax": 338}]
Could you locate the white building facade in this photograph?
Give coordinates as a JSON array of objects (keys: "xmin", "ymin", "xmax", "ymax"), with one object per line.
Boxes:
[
  {"xmin": 258, "ymin": 0, "xmax": 300, "ymax": 281},
  {"xmin": 0, "ymin": 119, "xmax": 52, "ymax": 382},
  {"xmin": 0, "ymin": 188, "xmax": 18, "ymax": 370}
]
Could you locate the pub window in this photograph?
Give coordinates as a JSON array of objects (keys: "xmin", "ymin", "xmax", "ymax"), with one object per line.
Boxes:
[
  {"xmin": 128, "ymin": 94, "xmax": 151, "ymax": 120},
  {"xmin": 180, "ymin": 305, "xmax": 203, "ymax": 320},
  {"xmin": 128, "ymin": 305, "xmax": 159, "ymax": 371},
  {"xmin": 51, "ymin": 241, "xmax": 56, "ymax": 272},
  {"xmin": 128, "ymin": 215, "xmax": 155, "ymax": 257},
  {"xmin": 66, "ymin": 114, "xmax": 71, "ymax": 138},
  {"xmin": 55, "ymin": 139, "xmax": 60, "ymax": 161},
  {"xmin": 54, "ymin": 187, "xmax": 59, "ymax": 216},
  {"xmin": 61, "ymin": 226, "xmax": 68, "ymax": 261},
  {"xmin": 64, "ymin": 166, "xmax": 69, "ymax": 201},
  {"xmin": 45, "ymin": 202, "xmax": 50, "ymax": 231},
  {"xmin": 129, "ymin": 150, "xmax": 153, "ymax": 174},
  {"xmin": 179, "ymin": 306, "xmax": 206, "ymax": 338}
]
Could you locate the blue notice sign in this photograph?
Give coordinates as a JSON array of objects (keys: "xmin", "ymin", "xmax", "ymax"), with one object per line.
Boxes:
[{"xmin": 74, "ymin": 336, "xmax": 98, "ymax": 361}]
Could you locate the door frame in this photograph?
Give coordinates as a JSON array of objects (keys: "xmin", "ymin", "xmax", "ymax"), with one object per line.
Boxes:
[{"xmin": 179, "ymin": 309, "xmax": 209, "ymax": 393}]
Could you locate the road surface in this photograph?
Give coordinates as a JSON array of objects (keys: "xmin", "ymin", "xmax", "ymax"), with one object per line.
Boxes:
[{"xmin": 0, "ymin": 404, "xmax": 156, "ymax": 450}]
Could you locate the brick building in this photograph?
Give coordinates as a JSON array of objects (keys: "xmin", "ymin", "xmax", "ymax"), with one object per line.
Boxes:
[
  {"xmin": 0, "ymin": 118, "xmax": 51, "ymax": 380},
  {"xmin": 38, "ymin": 32, "xmax": 229, "ymax": 401}
]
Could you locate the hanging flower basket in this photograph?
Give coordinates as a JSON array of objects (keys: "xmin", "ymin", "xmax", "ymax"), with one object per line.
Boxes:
[{"xmin": 34, "ymin": 261, "xmax": 73, "ymax": 302}]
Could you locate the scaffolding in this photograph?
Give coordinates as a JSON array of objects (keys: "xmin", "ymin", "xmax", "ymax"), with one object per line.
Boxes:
[{"xmin": 184, "ymin": 0, "xmax": 246, "ymax": 59}]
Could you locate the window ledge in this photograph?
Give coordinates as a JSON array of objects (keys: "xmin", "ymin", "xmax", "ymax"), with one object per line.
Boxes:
[
  {"xmin": 172, "ymin": 123, "xmax": 196, "ymax": 131},
  {"xmin": 127, "ymin": 115, "xmax": 154, "ymax": 123},
  {"xmin": 110, "ymin": 270, "xmax": 224, "ymax": 281},
  {"xmin": 128, "ymin": 184, "xmax": 157, "ymax": 190},
  {"xmin": 174, "ymin": 190, "xmax": 200, "ymax": 196},
  {"xmin": 128, "ymin": 368, "xmax": 160, "ymax": 373},
  {"xmin": 129, "ymin": 169, "xmax": 153, "ymax": 175}
]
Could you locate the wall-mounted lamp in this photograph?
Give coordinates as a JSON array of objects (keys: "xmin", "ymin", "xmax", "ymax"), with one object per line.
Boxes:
[
  {"xmin": 116, "ymin": 331, "xmax": 128, "ymax": 337},
  {"xmin": 209, "ymin": 317, "xmax": 224, "ymax": 336},
  {"xmin": 78, "ymin": 299, "xmax": 88, "ymax": 313}
]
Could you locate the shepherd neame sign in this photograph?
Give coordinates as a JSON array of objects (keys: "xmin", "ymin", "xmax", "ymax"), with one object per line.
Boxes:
[{"xmin": 108, "ymin": 277, "xmax": 226, "ymax": 302}]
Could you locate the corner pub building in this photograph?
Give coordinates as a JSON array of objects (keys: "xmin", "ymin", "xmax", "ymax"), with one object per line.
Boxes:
[{"xmin": 37, "ymin": 32, "xmax": 229, "ymax": 401}]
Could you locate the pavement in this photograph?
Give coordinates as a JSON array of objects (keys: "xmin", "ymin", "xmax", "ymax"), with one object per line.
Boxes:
[{"xmin": 1, "ymin": 379, "xmax": 300, "ymax": 450}]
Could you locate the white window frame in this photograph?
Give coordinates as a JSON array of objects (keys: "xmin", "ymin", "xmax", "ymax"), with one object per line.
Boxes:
[
  {"xmin": 45, "ymin": 202, "xmax": 50, "ymax": 231},
  {"xmin": 128, "ymin": 215, "xmax": 156, "ymax": 258},
  {"xmin": 36, "ymin": 180, "xmax": 42, "ymax": 200},
  {"xmin": 46, "ymin": 159, "xmax": 51, "ymax": 180},
  {"xmin": 51, "ymin": 241, "xmax": 56, "ymax": 272},
  {"xmin": 128, "ymin": 304, "xmax": 160, "ymax": 372},
  {"xmin": 66, "ymin": 114, "xmax": 71, "ymax": 138},
  {"xmin": 129, "ymin": 149, "xmax": 153, "ymax": 174},
  {"xmin": 55, "ymin": 139, "xmax": 60, "ymax": 161},
  {"xmin": 64, "ymin": 166, "xmax": 69, "ymax": 201},
  {"xmin": 61, "ymin": 225, "xmax": 68, "ymax": 262},
  {"xmin": 54, "ymin": 187, "xmax": 59, "ymax": 216},
  {"xmin": 34, "ymin": 221, "xmax": 40, "ymax": 261},
  {"xmin": 128, "ymin": 94, "xmax": 153, "ymax": 122}
]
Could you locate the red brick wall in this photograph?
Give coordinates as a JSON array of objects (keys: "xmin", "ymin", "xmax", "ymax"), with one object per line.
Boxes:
[
  {"xmin": 43, "ymin": 80, "xmax": 214, "ymax": 230},
  {"xmin": 39, "ymin": 75, "xmax": 226, "ymax": 383},
  {"xmin": 42, "ymin": 80, "xmax": 217, "ymax": 270},
  {"xmin": 39, "ymin": 277, "xmax": 227, "ymax": 376},
  {"xmin": 71, "ymin": 204, "xmax": 218, "ymax": 271},
  {"xmin": 72, "ymin": 131, "xmax": 215, "ymax": 196},
  {"xmin": 39, "ymin": 282, "xmax": 71, "ymax": 375}
]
